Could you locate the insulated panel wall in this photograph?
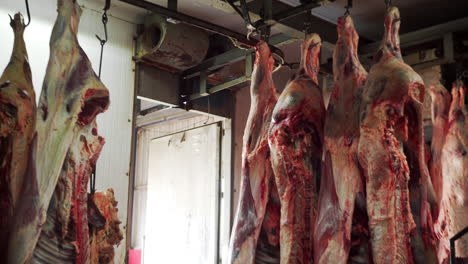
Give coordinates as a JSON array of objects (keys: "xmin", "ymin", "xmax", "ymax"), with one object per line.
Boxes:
[{"xmin": 0, "ymin": 1, "xmax": 136, "ymax": 263}]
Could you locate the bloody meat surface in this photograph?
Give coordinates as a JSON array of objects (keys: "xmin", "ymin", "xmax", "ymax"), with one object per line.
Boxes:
[
  {"xmin": 8, "ymin": 0, "xmax": 110, "ymax": 262},
  {"xmin": 432, "ymin": 83, "xmax": 468, "ymax": 262},
  {"xmin": 357, "ymin": 6, "xmax": 438, "ymax": 264},
  {"xmin": 314, "ymin": 15, "xmax": 370, "ymax": 264},
  {"xmin": 0, "ymin": 13, "xmax": 36, "ymax": 259},
  {"xmin": 269, "ymin": 33, "xmax": 325, "ymax": 264},
  {"xmin": 228, "ymin": 41, "xmax": 279, "ymax": 264}
]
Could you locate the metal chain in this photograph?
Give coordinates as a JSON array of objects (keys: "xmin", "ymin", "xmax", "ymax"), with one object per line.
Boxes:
[
  {"xmin": 96, "ymin": 0, "xmax": 111, "ymax": 78},
  {"xmin": 91, "ymin": 0, "xmax": 111, "ymax": 195}
]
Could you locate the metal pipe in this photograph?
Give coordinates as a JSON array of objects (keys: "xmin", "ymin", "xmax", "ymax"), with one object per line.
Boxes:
[
  {"xmin": 182, "ymin": 33, "xmax": 293, "ymax": 79},
  {"xmin": 118, "ymin": 0, "xmax": 257, "ymax": 48},
  {"xmin": 253, "ymin": 1, "xmax": 320, "ymax": 29}
]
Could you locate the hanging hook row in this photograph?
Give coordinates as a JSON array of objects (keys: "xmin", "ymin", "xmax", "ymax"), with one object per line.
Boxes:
[
  {"xmin": 24, "ymin": 0, "xmax": 31, "ymax": 27},
  {"xmin": 344, "ymin": 0, "xmax": 352, "ymax": 15},
  {"xmin": 95, "ymin": 0, "xmax": 111, "ymax": 78}
]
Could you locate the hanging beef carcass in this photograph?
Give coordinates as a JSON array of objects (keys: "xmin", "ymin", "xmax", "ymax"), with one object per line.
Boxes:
[
  {"xmin": 8, "ymin": 0, "xmax": 110, "ymax": 262},
  {"xmin": 428, "ymin": 83, "xmax": 451, "ymax": 263},
  {"xmin": 32, "ymin": 121, "xmax": 107, "ymax": 264},
  {"xmin": 442, "ymin": 85, "xmax": 468, "ymax": 259},
  {"xmin": 432, "ymin": 83, "xmax": 468, "ymax": 262},
  {"xmin": 0, "ymin": 13, "xmax": 36, "ymax": 259},
  {"xmin": 268, "ymin": 33, "xmax": 324, "ymax": 264},
  {"xmin": 313, "ymin": 16, "xmax": 370, "ymax": 264},
  {"xmin": 228, "ymin": 41, "xmax": 279, "ymax": 264},
  {"xmin": 357, "ymin": 6, "xmax": 438, "ymax": 264},
  {"xmin": 429, "ymin": 83, "xmax": 451, "ymax": 210}
]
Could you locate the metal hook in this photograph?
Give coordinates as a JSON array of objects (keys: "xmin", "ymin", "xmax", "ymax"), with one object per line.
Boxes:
[
  {"xmin": 24, "ymin": 0, "xmax": 31, "ymax": 27},
  {"xmin": 95, "ymin": 0, "xmax": 111, "ymax": 78},
  {"xmin": 344, "ymin": 0, "xmax": 352, "ymax": 15},
  {"xmin": 227, "ymin": 0, "xmax": 256, "ymax": 35}
]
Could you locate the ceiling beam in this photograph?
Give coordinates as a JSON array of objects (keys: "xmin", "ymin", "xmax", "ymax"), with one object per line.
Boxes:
[
  {"xmin": 215, "ymin": 0, "xmax": 339, "ymax": 42},
  {"xmin": 182, "ymin": 33, "xmax": 295, "ymax": 79},
  {"xmin": 360, "ymin": 16, "xmax": 468, "ymax": 56},
  {"xmin": 118, "ymin": 0, "xmax": 257, "ymax": 48}
]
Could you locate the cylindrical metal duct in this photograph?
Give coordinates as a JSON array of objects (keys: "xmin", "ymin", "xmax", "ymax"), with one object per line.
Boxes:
[{"xmin": 136, "ymin": 14, "xmax": 210, "ymax": 71}]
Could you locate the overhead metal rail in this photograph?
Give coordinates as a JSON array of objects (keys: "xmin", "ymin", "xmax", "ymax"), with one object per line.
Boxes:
[
  {"xmin": 224, "ymin": 0, "xmax": 339, "ymax": 41},
  {"xmin": 118, "ymin": 0, "xmax": 257, "ymax": 48},
  {"xmin": 360, "ymin": 16, "xmax": 468, "ymax": 56},
  {"xmin": 189, "ymin": 53, "xmax": 253, "ymax": 101},
  {"xmin": 183, "ymin": 33, "xmax": 293, "ymax": 79},
  {"xmin": 252, "ymin": 1, "xmax": 321, "ymax": 29},
  {"xmin": 119, "ymin": 0, "xmax": 338, "ymax": 100}
]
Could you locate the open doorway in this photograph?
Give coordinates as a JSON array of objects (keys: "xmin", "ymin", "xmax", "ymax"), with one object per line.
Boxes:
[{"xmin": 131, "ymin": 108, "xmax": 232, "ymax": 264}]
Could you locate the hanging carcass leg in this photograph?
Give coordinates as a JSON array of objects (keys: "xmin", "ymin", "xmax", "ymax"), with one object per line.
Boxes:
[
  {"xmin": 228, "ymin": 41, "xmax": 278, "ymax": 264},
  {"xmin": 357, "ymin": 6, "xmax": 438, "ymax": 264},
  {"xmin": 314, "ymin": 15, "xmax": 370, "ymax": 264},
  {"xmin": 0, "ymin": 12, "xmax": 36, "ymax": 260},
  {"xmin": 8, "ymin": 0, "xmax": 110, "ymax": 263},
  {"xmin": 433, "ymin": 83, "xmax": 468, "ymax": 262}
]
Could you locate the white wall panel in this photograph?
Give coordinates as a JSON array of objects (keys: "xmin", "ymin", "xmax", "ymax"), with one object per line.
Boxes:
[{"xmin": 0, "ymin": 1, "xmax": 136, "ymax": 263}]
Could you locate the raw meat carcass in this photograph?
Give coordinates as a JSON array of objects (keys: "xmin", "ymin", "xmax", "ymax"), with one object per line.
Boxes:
[
  {"xmin": 429, "ymin": 83, "xmax": 451, "ymax": 209},
  {"xmin": 0, "ymin": 13, "xmax": 36, "ymax": 258},
  {"xmin": 268, "ymin": 33, "xmax": 325, "ymax": 264},
  {"xmin": 357, "ymin": 6, "xmax": 438, "ymax": 264},
  {"xmin": 90, "ymin": 189, "xmax": 124, "ymax": 264},
  {"xmin": 432, "ymin": 83, "xmax": 468, "ymax": 261},
  {"xmin": 313, "ymin": 16, "xmax": 369, "ymax": 264},
  {"xmin": 8, "ymin": 0, "xmax": 110, "ymax": 262},
  {"xmin": 228, "ymin": 41, "xmax": 279, "ymax": 264},
  {"xmin": 32, "ymin": 121, "xmax": 107, "ymax": 264},
  {"xmin": 68, "ymin": 121, "xmax": 106, "ymax": 264},
  {"xmin": 443, "ymin": 85, "xmax": 468, "ymax": 259}
]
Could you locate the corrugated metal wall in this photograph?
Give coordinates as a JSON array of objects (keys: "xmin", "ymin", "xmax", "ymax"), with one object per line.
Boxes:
[{"xmin": 0, "ymin": 1, "xmax": 135, "ymax": 263}]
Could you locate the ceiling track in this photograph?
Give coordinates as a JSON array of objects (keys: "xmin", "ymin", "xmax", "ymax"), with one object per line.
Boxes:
[
  {"xmin": 118, "ymin": 0, "xmax": 331, "ymax": 46},
  {"xmin": 118, "ymin": 0, "xmax": 333, "ymax": 103},
  {"xmin": 118, "ymin": 0, "xmax": 257, "ymax": 48},
  {"xmin": 360, "ymin": 16, "xmax": 468, "ymax": 56}
]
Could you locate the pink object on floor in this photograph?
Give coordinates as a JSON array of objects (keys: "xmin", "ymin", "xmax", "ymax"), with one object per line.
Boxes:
[{"xmin": 129, "ymin": 249, "xmax": 142, "ymax": 264}]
